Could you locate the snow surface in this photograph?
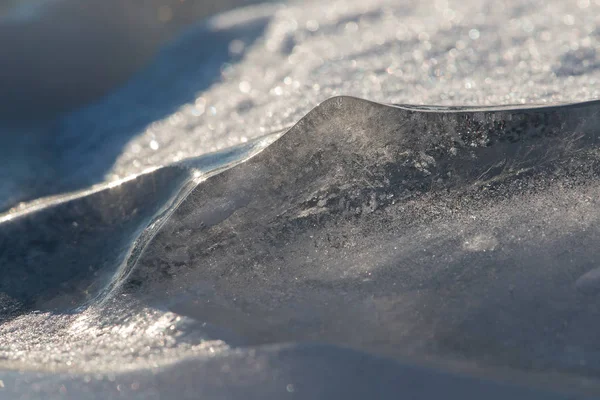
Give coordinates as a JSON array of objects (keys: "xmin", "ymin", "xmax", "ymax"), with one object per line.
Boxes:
[
  {"xmin": 3, "ymin": 1, "xmax": 600, "ymax": 399},
  {"xmin": 3, "ymin": 0, "xmax": 600, "ymax": 208}
]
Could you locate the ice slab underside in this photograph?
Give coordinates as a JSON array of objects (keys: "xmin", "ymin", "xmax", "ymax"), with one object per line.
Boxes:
[{"xmin": 2, "ymin": 97, "xmax": 600, "ymax": 398}]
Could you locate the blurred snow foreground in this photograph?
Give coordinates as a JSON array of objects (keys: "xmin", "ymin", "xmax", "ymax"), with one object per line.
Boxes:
[{"xmin": 2, "ymin": 0, "xmax": 600, "ymax": 399}]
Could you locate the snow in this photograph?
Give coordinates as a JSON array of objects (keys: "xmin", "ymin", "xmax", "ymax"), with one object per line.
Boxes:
[
  {"xmin": 3, "ymin": 1, "xmax": 600, "ymax": 398},
  {"xmin": 3, "ymin": 0, "xmax": 600, "ymax": 208}
]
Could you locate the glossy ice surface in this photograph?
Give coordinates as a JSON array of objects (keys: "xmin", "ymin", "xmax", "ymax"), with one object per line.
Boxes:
[{"xmin": 2, "ymin": 1, "xmax": 600, "ymax": 399}]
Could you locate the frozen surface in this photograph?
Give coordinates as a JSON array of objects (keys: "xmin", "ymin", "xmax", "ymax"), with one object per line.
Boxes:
[
  {"xmin": 3, "ymin": 0, "xmax": 600, "ymax": 399},
  {"xmin": 3, "ymin": 97, "xmax": 600, "ymax": 398}
]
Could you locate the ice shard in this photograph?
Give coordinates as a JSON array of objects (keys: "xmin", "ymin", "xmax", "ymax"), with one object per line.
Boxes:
[{"xmin": 2, "ymin": 97, "xmax": 600, "ymax": 399}]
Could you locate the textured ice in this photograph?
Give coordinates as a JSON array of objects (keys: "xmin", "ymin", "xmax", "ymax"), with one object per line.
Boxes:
[
  {"xmin": 3, "ymin": 0, "xmax": 600, "ymax": 399},
  {"xmin": 3, "ymin": 96, "xmax": 600, "ymax": 398}
]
